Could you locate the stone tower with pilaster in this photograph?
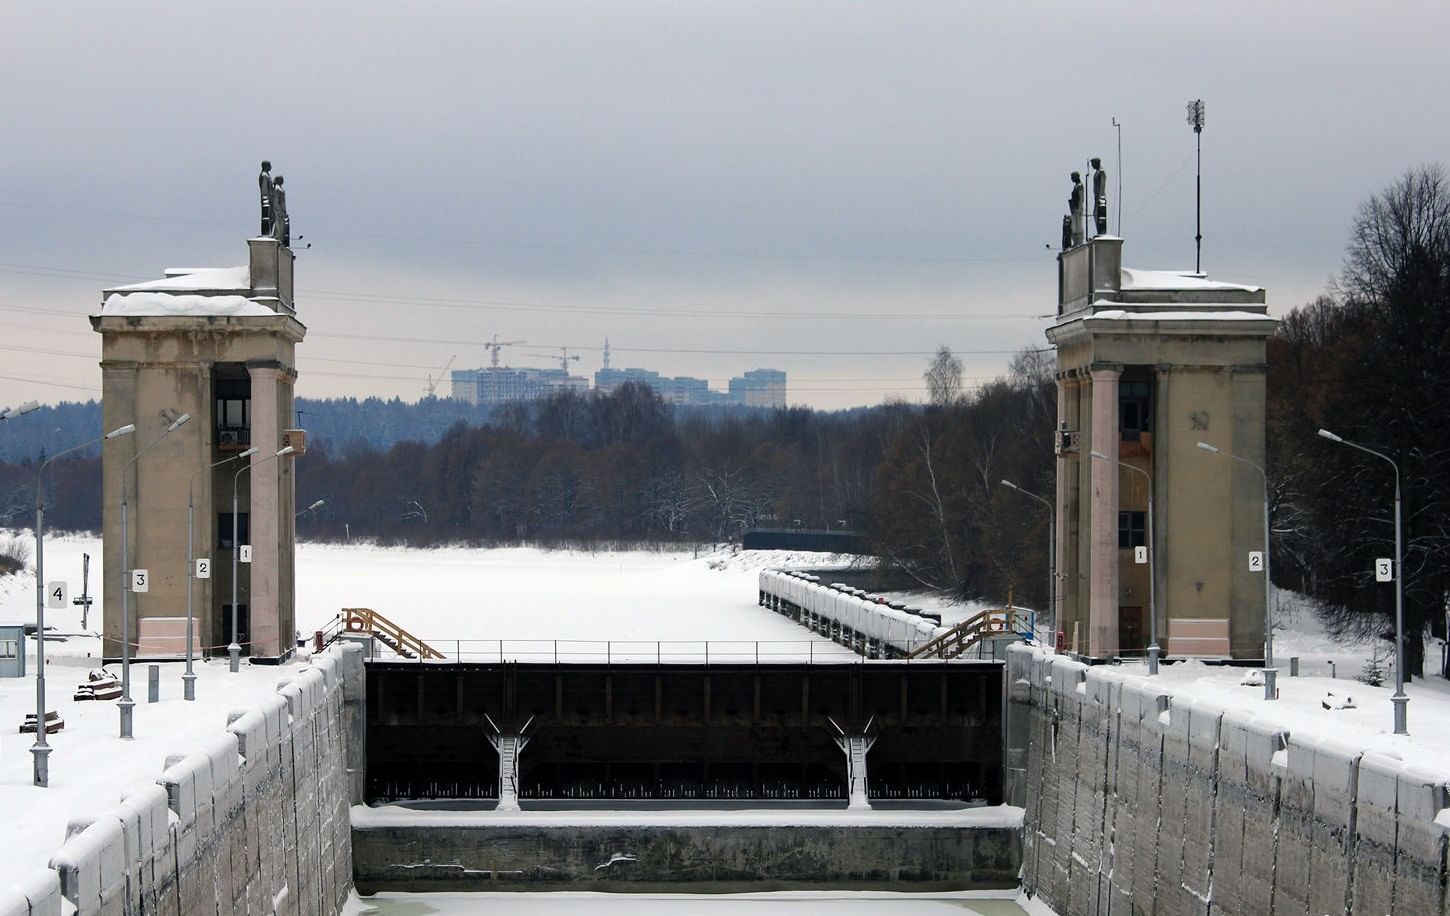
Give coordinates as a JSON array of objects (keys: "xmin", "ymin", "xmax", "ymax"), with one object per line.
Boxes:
[
  {"xmin": 92, "ymin": 176, "xmax": 305, "ymax": 663},
  {"xmin": 1047, "ymin": 235, "xmax": 1276, "ymax": 661}
]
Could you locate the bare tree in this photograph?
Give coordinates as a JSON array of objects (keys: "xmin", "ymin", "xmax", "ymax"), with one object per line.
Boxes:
[
  {"xmin": 924, "ymin": 346, "xmax": 964, "ymax": 407},
  {"xmin": 1341, "ymin": 164, "xmax": 1450, "ymax": 303}
]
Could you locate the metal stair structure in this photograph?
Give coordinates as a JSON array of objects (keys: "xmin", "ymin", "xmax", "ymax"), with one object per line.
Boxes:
[
  {"xmin": 331, "ymin": 607, "xmax": 446, "ymax": 660},
  {"xmin": 906, "ymin": 606, "xmax": 1035, "ymax": 660},
  {"xmin": 828, "ymin": 716, "xmax": 877, "ymax": 810}
]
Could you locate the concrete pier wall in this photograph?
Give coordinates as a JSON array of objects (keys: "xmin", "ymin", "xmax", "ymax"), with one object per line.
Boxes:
[
  {"xmin": 351, "ymin": 816, "xmax": 1021, "ymax": 893},
  {"xmin": 1006, "ymin": 644, "xmax": 1450, "ymax": 916},
  {"xmin": 4, "ymin": 644, "xmax": 363, "ymax": 916}
]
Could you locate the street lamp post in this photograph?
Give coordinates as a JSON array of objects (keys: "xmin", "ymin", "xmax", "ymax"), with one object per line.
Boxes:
[
  {"xmin": 2, "ymin": 401, "xmax": 41, "ymax": 422},
  {"xmin": 186, "ymin": 447, "xmax": 258, "ymax": 700},
  {"xmin": 230, "ymin": 445, "xmax": 295, "ymax": 672},
  {"xmin": 1317, "ymin": 428, "xmax": 1408, "ymax": 735},
  {"xmin": 1090, "ymin": 450, "xmax": 1159, "ymax": 674},
  {"xmin": 1197, "ymin": 441, "xmax": 1274, "ymax": 666},
  {"xmin": 32, "ymin": 422, "xmax": 136, "ymax": 785},
  {"xmin": 1000, "ymin": 479, "xmax": 1055, "ymax": 641},
  {"xmin": 120, "ymin": 413, "xmax": 191, "ymax": 739}
]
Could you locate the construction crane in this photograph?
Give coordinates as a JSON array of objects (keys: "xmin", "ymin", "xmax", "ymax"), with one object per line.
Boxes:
[
  {"xmin": 424, "ymin": 354, "xmax": 457, "ymax": 397},
  {"xmin": 484, "ymin": 335, "xmax": 526, "ymax": 369},
  {"xmin": 524, "ymin": 347, "xmax": 582, "ymax": 373}
]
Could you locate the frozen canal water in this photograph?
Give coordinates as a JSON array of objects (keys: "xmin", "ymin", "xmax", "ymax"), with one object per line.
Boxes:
[{"xmin": 346, "ymin": 890, "xmax": 1042, "ymax": 914}]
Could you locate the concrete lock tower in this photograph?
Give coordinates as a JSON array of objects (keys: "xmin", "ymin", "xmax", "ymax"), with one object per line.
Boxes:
[
  {"xmin": 92, "ymin": 166, "xmax": 306, "ymax": 665},
  {"xmin": 1048, "ymin": 234, "xmax": 1276, "ymax": 661}
]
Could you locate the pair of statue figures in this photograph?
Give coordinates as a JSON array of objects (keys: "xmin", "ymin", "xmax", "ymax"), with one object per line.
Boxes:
[
  {"xmin": 1062, "ymin": 158, "xmax": 1109, "ymax": 249},
  {"xmin": 258, "ymin": 161, "xmax": 290, "ymax": 247}
]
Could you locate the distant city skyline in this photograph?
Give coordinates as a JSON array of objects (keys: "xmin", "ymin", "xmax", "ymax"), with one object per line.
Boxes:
[{"xmin": 4, "ymin": 3, "xmax": 1449, "ymax": 411}]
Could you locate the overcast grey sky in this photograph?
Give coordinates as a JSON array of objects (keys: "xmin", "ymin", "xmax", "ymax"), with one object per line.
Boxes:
[{"xmin": 2, "ymin": 2, "xmax": 1447, "ymax": 411}]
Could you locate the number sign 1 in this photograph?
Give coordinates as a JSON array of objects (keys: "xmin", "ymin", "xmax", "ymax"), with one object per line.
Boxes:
[
  {"xmin": 239, "ymin": 545, "xmax": 253, "ymax": 564},
  {"xmin": 131, "ymin": 569, "xmax": 149, "ymax": 593},
  {"xmin": 1133, "ymin": 546, "xmax": 1148, "ymax": 565}
]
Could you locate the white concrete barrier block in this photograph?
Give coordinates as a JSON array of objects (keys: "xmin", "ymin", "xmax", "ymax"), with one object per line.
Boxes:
[
  {"xmin": 49, "ymin": 816, "xmax": 123, "ymax": 913},
  {"xmin": 1, "ymin": 868, "xmax": 63, "ymax": 916},
  {"xmin": 277, "ymin": 680, "xmax": 307, "ymax": 721},
  {"xmin": 227, "ymin": 710, "xmax": 267, "ymax": 765},
  {"xmin": 157, "ymin": 760, "xmax": 197, "ymax": 830},
  {"xmin": 203, "ymin": 733, "xmax": 241, "ymax": 792}
]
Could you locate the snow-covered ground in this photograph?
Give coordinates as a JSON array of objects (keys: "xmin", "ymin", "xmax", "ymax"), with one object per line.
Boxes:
[
  {"xmin": 0, "ymin": 534, "xmax": 858, "ymax": 897},
  {"xmin": 10, "ymin": 532, "xmax": 1428, "ymax": 915}
]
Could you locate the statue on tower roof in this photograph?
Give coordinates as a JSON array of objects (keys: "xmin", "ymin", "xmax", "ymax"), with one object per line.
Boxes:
[
  {"xmin": 1091, "ymin": 157, "xmax": 1108, "ymax": 236},
  {"xmin": 258, "ymin": 161, "xmax": 274, "ymax": 237}
]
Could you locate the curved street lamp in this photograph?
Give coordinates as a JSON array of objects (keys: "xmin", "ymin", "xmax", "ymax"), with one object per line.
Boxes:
[
  {"xmin": 120, "ymin": 413, "xmax": 191, "ymax": 739},
  {"xmin": 2, "ymin": 401, "xmax": 41, "ymax": 422},
  {"xmin": 185, "ymin": 447, "xmax": 258, "ymax": 700},
  {"xmin": 1000, "ymin": 479, "xmax": 1055, "ymax": 641},
  {"xmin": 1317, "ymin": 428, "xmax": 1408, "ymax": 735},
  {"xmin": 1089, "ymin": 450, "xmax": 1159, "ymax": 674},
  {"xmin": 1197, "ymin": 441, "xmax": 1274, "ymax": 667},
  {"xmin": 32, "ymin": 422, "xmax": 136, "ymax": 785},
  {"xmin": 230, "ymin": 445, "xmax": 296, "ymax": 672}
]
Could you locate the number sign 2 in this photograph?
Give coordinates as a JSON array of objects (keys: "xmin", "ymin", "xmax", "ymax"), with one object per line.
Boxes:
[{"xmin": 196, "ymin": 558, "xmax": 211, "ymax": 579}]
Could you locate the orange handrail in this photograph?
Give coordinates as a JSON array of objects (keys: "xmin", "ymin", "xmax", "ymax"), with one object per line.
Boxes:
[{"xmin": 340, "ymin": 607, "xmax": 446, "ymax": 660}]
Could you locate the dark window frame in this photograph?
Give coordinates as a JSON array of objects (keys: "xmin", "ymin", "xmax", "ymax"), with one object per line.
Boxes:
[{"xmin": 1118, "ymin": 510, "xmax": 1146, "ymax": 549}]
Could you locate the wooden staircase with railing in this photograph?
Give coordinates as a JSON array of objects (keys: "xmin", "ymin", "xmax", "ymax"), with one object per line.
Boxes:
[
  {"xmin": 906, "ymin": 606, "xmax": 1034, "ymax": 660},
  {"xmin": 329, "ymin": 607, "xmax": 446, "ymax": 660}
]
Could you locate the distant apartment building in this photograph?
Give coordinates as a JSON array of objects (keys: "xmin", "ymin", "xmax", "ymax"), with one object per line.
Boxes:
[
  {"xmin": 594, "ymin": 366, "xmax": 785, "ymax": 407},
  {"xmin": 450, "ymin": 366, "xmax": 588, "ymax": 406},
  {"xmin": 728, "ymin": 369, "xmax": 787, "ymax": 408}
]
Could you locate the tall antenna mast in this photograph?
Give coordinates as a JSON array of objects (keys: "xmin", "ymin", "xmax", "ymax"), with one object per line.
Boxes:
[
  {"xmin": 1186, "ymin": 99, "xmax": 1205, "ymax": 273},
  {"xmin": 1111, "ymin": 117, "xmax": 1123, "ymax": 236},
  {"xmin": 603, "ymin": 338, "xmax": 611, "ymax": 370}
]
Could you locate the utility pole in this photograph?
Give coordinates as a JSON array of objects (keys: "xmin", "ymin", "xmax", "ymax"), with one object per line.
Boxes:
[{"xmin": 1186, "ymin": 99, "xmax": 1205, "ymax": 273}]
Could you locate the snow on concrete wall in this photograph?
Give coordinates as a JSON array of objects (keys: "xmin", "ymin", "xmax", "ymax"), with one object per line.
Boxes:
[
  {"xmin": 1007, "ymin": 644, "xmax": 1450, "ymax": 916},
  {"xmin": 3, "ymin": 644, "xmax": 363, "ymax": 916}
]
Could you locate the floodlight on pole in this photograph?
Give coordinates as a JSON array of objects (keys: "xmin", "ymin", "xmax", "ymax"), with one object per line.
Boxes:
[
  {"xmin": 1197, "ymin": 440, "xmax": 1274, "ymax": 666},
  {"xmin": 298, "ymin": 498, "xmax": 325, "ymax": 518},
  {"xmin": 118, "ymin": 413, "xmax": 190, "ymax": 740},
  {"xmin": 31, "ymin": 422, "xmax": 135, "ymax": 786},
  {"xmin": 1316, "ymin": 427, "xmax": 1408, "ymax": 735},
  {"xmin": 1186, "ymin": 99, "xmax": 1205, "ymax": 273},
  {"xmin": 1090, "ymin": 449, "xmax": 1159, "ymax": 674},
  {"xmin": 1000, "ymin": 479, "xmax": 1056, "ymax": 640},
  {"xmin": 230, "ymin": 445, "xmax": 296, "ymax": 672}
]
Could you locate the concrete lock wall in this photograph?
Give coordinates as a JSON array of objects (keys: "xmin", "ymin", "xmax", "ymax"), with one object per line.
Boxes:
[
  {"xmin": 1006, "ymin": 644, "xmax": 1450, "ymax": 916},
  {"xmin": 352, "ymin": 822, "xmax": 1021, "ymax": 893},
  {"xmin": 1, "ymin": 644, "xmax": 364, "ymax": 916}
]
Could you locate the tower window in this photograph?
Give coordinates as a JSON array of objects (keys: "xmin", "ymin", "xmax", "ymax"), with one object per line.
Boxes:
[
  {"xmin": 219, "ymin": 512, "xmax": 250, "ymax": 549},
  {"xmin": 216, "ymin": 378, "xmax": 251, "ymax": 448},
  {"xmin": 1119, "ymin": 379, "xmax": 1151, "ymax": 441},
  {"xmin": 1118, "ymin": 511, "xmax": 1146, "ymax": 549}
]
